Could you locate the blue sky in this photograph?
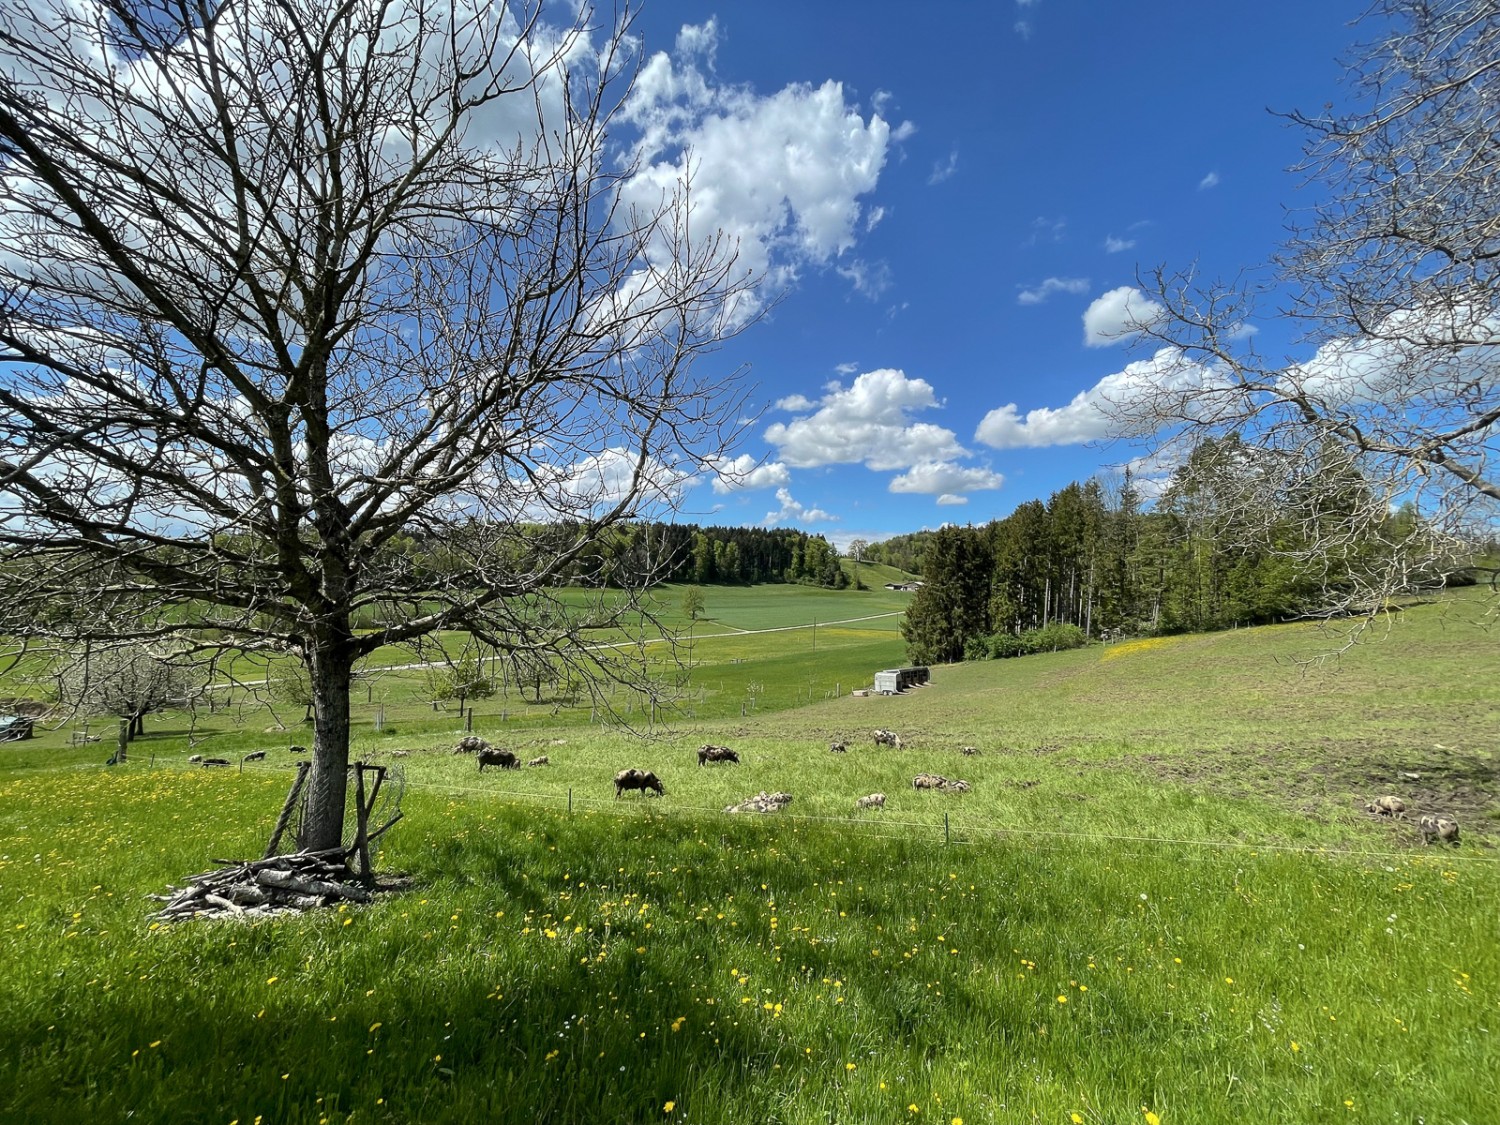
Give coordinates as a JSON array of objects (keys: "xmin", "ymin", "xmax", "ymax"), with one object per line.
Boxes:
[{"xmin": 615, "ymin": 1, "xmax": 1368, "ymax": 545}]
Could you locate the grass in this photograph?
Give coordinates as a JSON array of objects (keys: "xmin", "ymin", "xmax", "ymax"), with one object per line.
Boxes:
[{"xmin": 0, "ymin": 588, "xmax": 1496, "ymax": 1124}]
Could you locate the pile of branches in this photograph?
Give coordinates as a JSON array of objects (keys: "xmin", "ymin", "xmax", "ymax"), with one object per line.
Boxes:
[{"xmin": 149, "ymin": 850, "xmax": 371, "ymax": 921}]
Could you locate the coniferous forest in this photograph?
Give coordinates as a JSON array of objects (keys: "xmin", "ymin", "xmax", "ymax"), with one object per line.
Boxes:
[{"xmin": 868, "ymin": 438, "xmax": 1483, "ymax": 666}]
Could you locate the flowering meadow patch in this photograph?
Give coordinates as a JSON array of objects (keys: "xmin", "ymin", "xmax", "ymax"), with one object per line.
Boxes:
[{"xmin": 1, "ymin": 769, "xmax": 1496, "ymax": 1124}]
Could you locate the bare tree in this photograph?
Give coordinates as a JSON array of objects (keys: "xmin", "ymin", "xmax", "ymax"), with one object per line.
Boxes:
[
  {"xmin": 56, "ymin": 644, "xmax": 202, "ymax": 740},
  {"xmin": 0, "ymin": 0, "xmax": 753, "ymax": 849},
  {"xmin": 1114, "ymin": 0, "xmax": 1499, "ymax": 603}
]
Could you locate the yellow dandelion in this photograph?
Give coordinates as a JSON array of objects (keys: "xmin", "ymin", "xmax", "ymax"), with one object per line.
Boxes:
[
  {"xmin": 1072, "ymin": 1115, "xmax": 1084, "ymax": 1124},
  {"xmin": 1145, "ymin": 1112, "xmax": 1161, "ymax": 1125},
  {"xmin": 1057, "ymin": 995, "xmax": 1068, "ymax": 1003},
  {"xmin": 663, "ymin": 1101, "xmax": 675, "ymax": 1113},
  {"xmin": 908, "ymin": 1105, "xmax": 920, "ymax": 1115},
  {"xmin": 1291, "ymin": 1042, "xmax": 1300, "ymax": 1052},
  {"xmin": 846, "ymin": 1062, "xmax": 856, "ymax": 1071}
]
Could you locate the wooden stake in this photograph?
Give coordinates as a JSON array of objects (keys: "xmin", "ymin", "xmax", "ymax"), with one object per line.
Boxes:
[
  {"xmin": 263, "ymin": 761, "xmax": 311, "ymax": 859},
  {"xmin": 354, "ymin": 764, "xmax": 373, "ymax": 886}
]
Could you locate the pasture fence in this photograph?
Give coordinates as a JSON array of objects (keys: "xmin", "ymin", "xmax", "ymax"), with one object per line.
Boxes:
[{"xmin": 207, "ymin": 758, "xmax": 1500, "ymax": 868}]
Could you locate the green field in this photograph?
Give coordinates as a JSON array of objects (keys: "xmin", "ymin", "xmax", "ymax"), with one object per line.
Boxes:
[{"xmin": 1, "ymin": 587, "xmax": 1496, "ymax": 1124}]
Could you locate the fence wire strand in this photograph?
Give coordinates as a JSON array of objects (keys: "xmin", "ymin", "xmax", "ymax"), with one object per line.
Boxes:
[{"xmin": 218, "ymin": 760, "xmax": 1500, "ymax": 867}]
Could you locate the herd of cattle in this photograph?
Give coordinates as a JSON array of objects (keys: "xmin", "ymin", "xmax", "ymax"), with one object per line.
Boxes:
[
  {"xmin": 437, "ymin": 728, "xmax": 968, "ymax": 814},
  {"xmin": 193, "ymin": 732, "xmax": 1463, "ymax": 843}
]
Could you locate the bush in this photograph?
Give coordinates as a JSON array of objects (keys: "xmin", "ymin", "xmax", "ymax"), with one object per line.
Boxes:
[{"xmin": 970, "ymin": 622, "xmax": 1089, "ymax": 660}]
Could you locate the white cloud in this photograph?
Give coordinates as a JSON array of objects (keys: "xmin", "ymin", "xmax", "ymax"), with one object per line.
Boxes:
[
  {"xmin": 937, "ymin": 493, "xmax": 967, "ymax": 506},
  {"xmin": 763, "ymin": 368, "xmax": 966, "ymax": 470},
  {"xmin": 674, "ymin": 18, "xmax": 720, "ymax": 64},
  {"xmin": 865, "ymin": 205, "xmax": 886, "ymax": 232},
  {"xmin": 890, "ymin": 120, "xmax": 918, "ymax": 143},
  {"xmin": 763, "ymin": 486, "xmax": 835, "ymax": 526},
  {"xmin": 974, "ymin": 347, "xmax": 1217, "ymax": 449},
  {"xmin": 774, "ymin": 393, "xmax": 816, "ymax": 411},
  {"xmin": 888, "ymin": 461, "xmax": 1004, "ymax": 496},
  {"xmin": 1025, "ymin": 215, "xmax": 1067, "ymax": 246},
  {"xmin": 834, "ymin": 362, "xmax": 859, "ymax": 376},
  {"xmin": 928, "ymin": 149, "xmax": 959, "ymax": 185},
  {"xmin": 1017, "ymin": 276, "xmax": 1089, "ymax": 306},
  {"xmin": 702, "ymin": 453, "xmax": 791, "ymax": 494},
  {"xmin": 1082, "ymin": 286, "xmax": 1167, "ymax": 347},
  {"xmin": 1103, "ymin": 235, "xmax": 1136, "ymax": 254},
  {"xmin": 837, "ymin": 258, "xmax": 893, "ymax": 298},
  {"xmin": 1014, "ymin": 20, "xmax": 1033, "ymax": 39},
  {"xmin": 620, "ymin": 25, "xmax": 896, "ymax": 318},
  {"xmin": 1198, "ymin": 170, "xmax": 1221, "ymax": 190}
]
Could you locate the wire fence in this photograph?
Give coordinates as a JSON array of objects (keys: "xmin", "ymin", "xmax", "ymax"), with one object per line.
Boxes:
[{"xmin": 210, "ymin": 757, "xmax": 1500, "ymax": 868}]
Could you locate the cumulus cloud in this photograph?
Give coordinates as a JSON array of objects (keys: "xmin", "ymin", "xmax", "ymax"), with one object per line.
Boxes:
[
  {"xmin": 888, "ymin": 461, "xmax": 1004, "ymax": 496},
  {"xmin": 763, "ymin": 486, "xmax": 835, "ymax": 526},
  {"xmin": 1082, "ymin": 286, "xmax": 1167, "ymax": 346},
  {"xmin": 937, "ymin": 493, "xmax": 967, "ymax": 506},
  {"xmin": 974, "ymin": 348, "xmax": 1217, "ymax": 449},
  {"xmin": 763, "ymin": 368, "xmax": 966, "ymax": 470},
  {"xmin": 1017, "ymin": 276, "xmax": 1089, "ymax": 306},
  {"xmin": 702, "ymin": 453, "xmax": 791, "ymax": 494},
  {"xmin": 620, "ymin": 21, "xmax": 895, "ymax": 318},
  {"xmin": 1198, "ymin": 170, "xmax": 1221, "ymax": 190},
  {"xmin": 1102, "ymin": 235, "xmax": 1136, "ymax": 254}
]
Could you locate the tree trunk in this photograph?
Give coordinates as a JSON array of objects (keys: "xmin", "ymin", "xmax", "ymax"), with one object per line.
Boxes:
[{"xmin": 299, "ymin": 642, "xmax": 353, "ymax": 853}]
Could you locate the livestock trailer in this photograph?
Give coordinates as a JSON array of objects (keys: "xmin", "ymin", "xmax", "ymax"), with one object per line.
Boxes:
[{"xmin": 873, "ymin": 666, "xmax": 930, "ymax": 695}]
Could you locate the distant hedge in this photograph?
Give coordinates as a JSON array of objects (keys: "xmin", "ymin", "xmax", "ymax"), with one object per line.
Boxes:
[{"xmin": 965, "ymin": 622, "xmax": 1088, "ymax": 661}]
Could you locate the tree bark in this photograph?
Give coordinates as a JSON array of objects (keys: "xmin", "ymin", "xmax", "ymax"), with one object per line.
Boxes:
[{"xmin": 300, "ymin": 641, "xmax": 353, "ymax": 853}]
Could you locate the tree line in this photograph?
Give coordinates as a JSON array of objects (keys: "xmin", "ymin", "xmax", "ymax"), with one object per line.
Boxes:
[
  {"xmin": 897, "ymin": 437, "xmax": 1475, "ymax": 666},
  {"xmin": 543, "ymin": 523, "xmax": 851, "ymax": 590}
]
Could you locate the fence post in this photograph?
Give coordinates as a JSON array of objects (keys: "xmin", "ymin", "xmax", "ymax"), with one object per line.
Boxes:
[
  {"xmin": 568, "ymin": 787, "xmax": 573, "ymax": 816},
  {"xmin": 944, "ymin": 812, "xmax": 950, "ymax": 845}
]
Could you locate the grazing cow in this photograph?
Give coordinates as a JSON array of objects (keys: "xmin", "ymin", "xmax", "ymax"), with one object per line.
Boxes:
[
  {"xmin": 242, "ymin": 750, "xmax": 267, "ymax": 762},
  {"xmin": 697, "ymin": 744, "xmax": 740, "ymax": 766},
  {"xmin": 288, "ymin": 745, "xmax": 309, "ymax": 755},
  {"xmin": 855, "ymin": 793, "xmax": 886, "ymax": 810},
  {"xmin": 1366, "ymin": 795, "xmax": 1407, "ymax": 818},
  {"xmin": 187, "ymin": 754, "xmax": 203, "ymax": 763},
  {"xmin": 912, "ymin": 773, "xmax": 969, "ymax": 792},
  {"xmin": 873, "ymin": 729, "xmax": 903, "ymax": 749},
  {"xmin": 1419, "ymin": 814, "xmax": 1460, "ymax": 846},
  {"xmin": 453, "ymin": 735, "xmax": 490, "ymax": 755},
  {"xmin": 614, "ymin": 768, "xmax": 665, "ymax": 798},
  {"xmin": 527, "ymin": 755, "xmax": 550, "ymax": 767},
  {"xmin": 829, "ymin": 741, "xmax": 847, "ymax": 753},
  {"xmin": 477, "ymin": 747, "xmax": 520, "ymax": 771}
]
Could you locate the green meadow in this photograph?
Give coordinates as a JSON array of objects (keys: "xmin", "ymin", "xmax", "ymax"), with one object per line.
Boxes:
[{"xmin": 1, "ymin": 586, "xmax": 1496, "ymax": 1124}]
